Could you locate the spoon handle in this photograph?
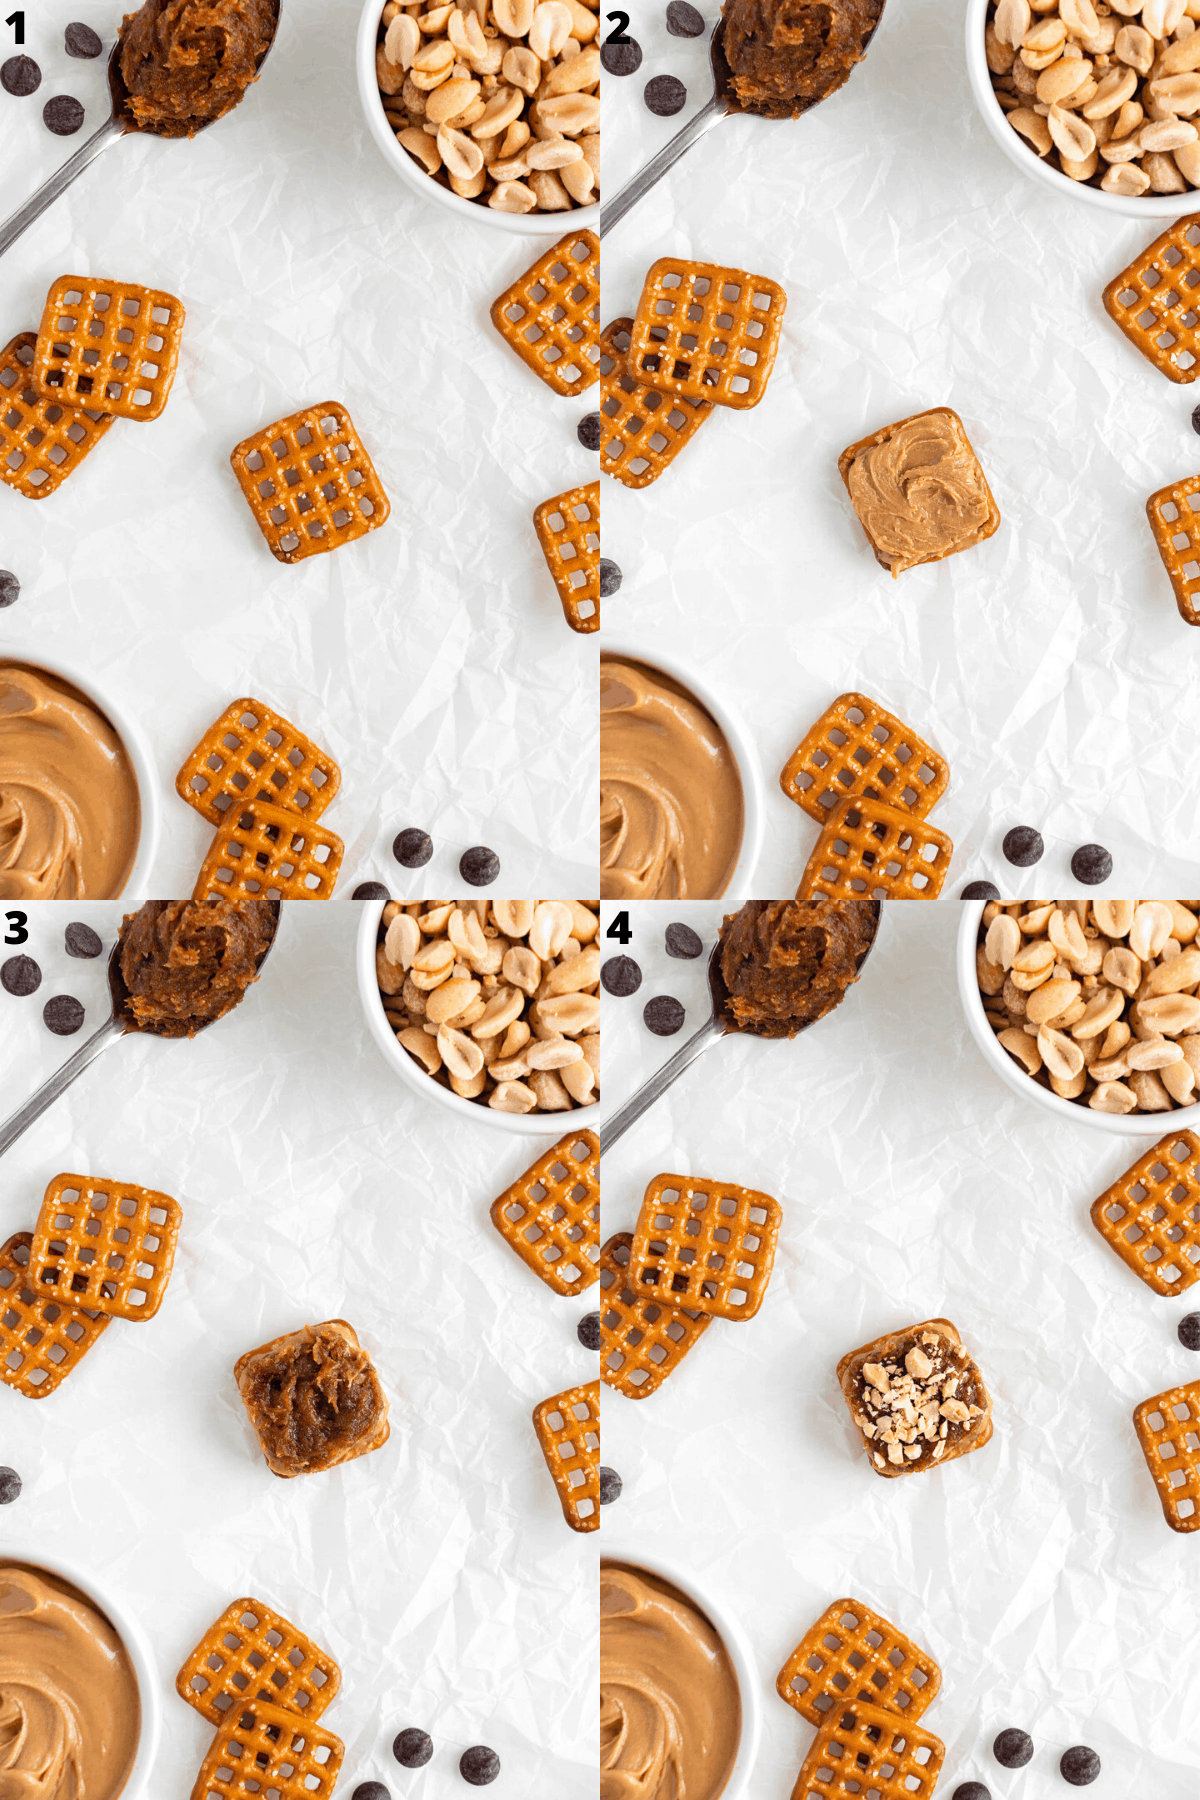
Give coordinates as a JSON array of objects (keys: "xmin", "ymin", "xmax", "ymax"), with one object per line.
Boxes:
[
  {"xmin": 600, "ymin": 1015, "xmax": 726, "ymax": 1155},
  {"xmin": 0, "ymin": 1016, "xmax": 125, "ymax": 1159},
  {"xmin": 0, "ymin": 115, "xmax": 126, "ymax": 261},
  {"xmin": 600, "ymin": 95, "xmax": 727, "ymax": 239}
]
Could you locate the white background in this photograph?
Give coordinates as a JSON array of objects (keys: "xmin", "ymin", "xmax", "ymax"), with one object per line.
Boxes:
[
  {"xmin": 602, "ymin": 899, "xmax": 1200, "ymax": 1797},
  {"xmin": 603, "ymin": 0, "xmax": 1200, "ymax": 901},
  {"xmin": 0, "ymin": 901, "xmax": 595, "ymax": 1794},
  {"xmin": 0, "ymin": 0, "xmax": 596, "ymax": 901}
]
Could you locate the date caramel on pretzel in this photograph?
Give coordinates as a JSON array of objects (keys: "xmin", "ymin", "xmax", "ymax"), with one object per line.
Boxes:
[
  {"xmin": 837, "ymin": 1317, "xmax": 992, "ymax": 1478},
  {"xmin": 235, "ymin": 1320, "xmax": 389, "ymax": 1478}
]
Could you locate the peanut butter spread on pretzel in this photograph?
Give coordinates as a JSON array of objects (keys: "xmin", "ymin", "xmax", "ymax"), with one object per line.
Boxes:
[
  {"xmin": 717, "ymin": 897, "xmax": 876, "ymax": 1037},
  {"xmin": 600, "ymin": 1564, "xmax": 740, "ymax": 1800},
  {"xmin": 845, "ymin": 411, "xmax": 994, "ymax": 577},
  {"xmin": 722, "ymin": 0, "xmax": 883, "ymax": 118},
  {"xmin": 0, "ymin": 663, "xmax": 140, "ymax": 901},
  {"xmin": 600, "ymin": 658, "xmax": 743, "ymax": 902},
  {"xmin": 235, "ymin": 1322, "xmax": 390, "ymax": 1478},
  {"xmin": 117, "ymin": 896, "xmax": 276, "ymax": 1037},
  {"xmin": 118, "ymin": 0, "xmax": 278, "ymax": 138},
  {"xmin": 0, "ymin": 1563, "xmax": 140, "ymax": 1800}
]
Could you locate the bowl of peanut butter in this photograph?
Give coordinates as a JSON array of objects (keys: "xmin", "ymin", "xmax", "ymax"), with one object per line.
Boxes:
[
  {"xmin": 0, "ymin": 1554, "xmax": 161, "ymax": 1798},
  {"xmin": 601, "ymin": 1552, "xmax": 762, "ymax": 1800},
  {"xmin": 0, "ymin": 654, "xmax": 160, "ymax": 901},
  {"xmin": 600, "ymin": 645, "xmax": 764, "ymax": 905}
]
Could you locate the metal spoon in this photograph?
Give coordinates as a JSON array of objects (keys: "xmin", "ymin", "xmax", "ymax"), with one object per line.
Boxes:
[
  {"xmin": 0, "ymin": 10, "xmax": 282, "ymax": 263},
  {"xmin": 0, "ymin": 902, "xmax": 280, "ymax": 1159},
  {"xmin": 599, "ymin": 901, "xmax": 880, "ymax": 1154},
  {"xmin": 600, "ymin": 5, "xmax": 888, "ymax": 239}
]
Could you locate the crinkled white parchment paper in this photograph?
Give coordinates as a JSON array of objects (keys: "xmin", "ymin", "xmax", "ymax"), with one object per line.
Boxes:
[
  {"xmin": 0, "ymin": 0, "xmax": 596, "ymax": 900},
  {"xmin": 602, "ymin": 0, "xmax": 1200, "ymax": 898},
  {"xmin": 601, "ymin": 899, "xmax": 1200, "ymax": 1797},
  {"xmin": 0, "ymin": 901, "xmax": 595, "ymax": 1794}
]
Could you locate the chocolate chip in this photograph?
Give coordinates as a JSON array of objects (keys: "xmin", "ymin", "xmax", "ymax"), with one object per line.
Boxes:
[
  {"xmin": 65, "ymin": 922, "xmax": 103, "ymax": 959},
  {"xmin": 1070, "ymin": 843, "xmax": 1112, "ymax": 886},
  {"xmin": 601, "ymin": 955, "xmax": 642, "ymax": 997},
  {"xmin": 392, "ymin": 1729, "xmax": 433, "ymax": 1768},
  {"xmin": 459, "ymin": 1745, "xmax": 500, "ymax": 1786},
  {"xmin": 1002, "ymin": 826, "xmax": 1043, "ymax": 868},
  {"xmin": 960, "ymin": 881, "xmax": 1000, "ymax": 901},
  {"xmin": 392, "ymin": 828, "xmax": 433, "ymax": 868},
  {"xmin": 44, "ymin": 95, "xmax": 85, "ymax": 135},
  {"xmin": 352, "ymin": 1785, "xmax": 390, "ymax": 1800},
  {"xmin": 459, "ymin": 845, "xmax": 499, "ymax": 887},
  {"xmin": 577, "ymin": 411, "xmax": 602, "ymax": 451},
  {"xmin": 598, "ymin": 1465, "xmax": 622, "ymax": 1504},
  {"xmin": 1, "ymin": 955, "xmax": 41, "ymax": 997},
  {"xmin": 0, "ymin": 1468, "xmax": 21, "ymax": 1505},
  {"xmin": 351, "ymin": 882, "xmax": 391, "ymax": 901},
  {"xmin": 1, "ymin": 55, "xmax": 41, "ymax": 96},
  {"xmin": 644, "ymin": 994, "xmax": 685, "ymax": 1036},
  {"xmin": 43, "ymin": 994, "xmax": 85, "ymax": 1035},
  {"xmin": 1179, "ymin": 1312, "xmax": 1200, "ymax": 1350},
  {"xmin": 665, "ymin": 922, "xmax": 703, "ymax": 959},
  {"xmin": 598, "ymin": 557, "xmax": 622, "ymax": 597},
  {"xmin": 645, "ymin": 73, "xmax": 687, "ymax": 114},
  {"xmin": 951, "ymin": 1786, "xmax": 990, "ymax": 1800},
  {"xmin": 1192, "ymin": 402, "xmax": 1200, "ymax": 436},
  {"xmin": 65, "ymin": 21, "xmax": 104, "ymax": 56},
  {"xmin": 667, "ymin": 0, "xmax": 706, "ymax": 33},
  {"xmin": 577, "ymin": 1311, "xmax": 601, "ymax": 1350},
  {"xmin": 992, "ymin": 1729, "xmax": 1033, "ymax": 1769},
  {"xmin": 0, "ymin": 571, "xmax": 19, "ymax": 609},
  {"xmin": 1060, "ymin": 1747, "xmax": 1100, "ymax": 1787},
  {"xmin": 601, "ymin": 36, "xmax": 642, "ymax": 74}
]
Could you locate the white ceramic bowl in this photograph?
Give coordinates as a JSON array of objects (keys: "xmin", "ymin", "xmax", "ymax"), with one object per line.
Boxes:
[
  {"xmin": 0, "ymin": 1550, "xmax": 161, "ymax": 1796},
  {"xmin": 601, "ymin": 1549, "xmax": 763, "ymax": 1800},
  {"xmin": 601, "ymin": 641, "xmax": 765, "ymax": 904},
  {"xmin": 964, "ymin": 0, "xmax": 1197, "ymax": 219},
  {"xmin": 357, "ymin": 897, "xmax": 611, "ymax": 1137},
  {"xmin": 356, "ymin": 0, "xmax": 600, "ymax": 237},
  {"xmin": 957, "ymin": 899, "xmax": 1200, "ymax": 1136},
  {"xmin": 0, "ymin": 650, "xmax": 161, "ymax": 899}
]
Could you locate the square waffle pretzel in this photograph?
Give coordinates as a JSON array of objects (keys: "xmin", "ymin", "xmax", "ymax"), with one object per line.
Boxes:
[
  {"xmin": 0, "ymin": 331, "xmax": 114, "ymax": 499},
  {"xmin": 598, "ymin": 1231, "xmax": 712, "ymax": 1401},
  {"xmin": 177, "ymin": 1598, "xmax": 341, "ymax": 1726},
  {"xmin": 489, "ymin": 230, "xmax": 600, "ymax": 398},
  {"xmin": 1090, "ymin": 1130, "xmax": 1200, "ymax": 1298},
  {"xmin": 627, "ymin": 258, "xmax": 787, "ymax": 411},
  {"xmin": 627, "ymin": 1173, "xmax": 783, "ymax": 1321},
  {"xmin": 190, "ymin": 1698, "xmax": 344, "ymax": 1800},
  {"xmin": 230, "ymin": 403, "xmax": 390, "ymax": 564},
  {"xmin": 533, "ymin": 480, "xmax": 600, "ymax": 633},
  {"xmin": 0, "ymin": 1231, "xmax": 110, "ymax": 1400},
  {"xmin": 192, "ymin": 797, "xmax": 343, "ymax": 902},
  {"xmin": 32, "ymin": 275, "xmax": 184, "ymax": 420},
  {"xmin": 598, "ymin": 317, "xmax": 712, "ymax": 489},
  {"xmin": 797, "ymin": 796, "xmax": 953, "ymax": 902},
  {"xmin": 837, "ymin": 1318, "xmax": 993, "ymax": 1479},
  {"xmin": 1103, "ymin": 215, "xmax": 1200, "ymax": 383},
  {"xmin": 29, "ymin": 1173, "xmax": 182, "ymax": 1321},
  {"xmin": 790, "ymin": 1700, "xmax": 945, "ymax": 1800},
  {"xmin": 1133, "ymin": 1379, "xmax": 1200, "ymax": 1533},
  {"xmin": 780, "ymin": 692, "xmax": 950, "ymax": 825},
  {"xmin": 838, "ymin": 408, "xmax": 1001, "ymax": 577},
  {"xmin": 490, "ymin": 1129, "xmax": 600, "ymax": 1297},
  {"xmin": 1146, "ymin": 475, "xmax": 1200, "ymax": 627},
  {"xmin": 176, "ymin": 698, "xmax": 341, "ymax": 828},
  {"xmin": 532, "ymin": 1379, "xmax": 600, "ymax": 1533},
  {"xmin": 776, "ymin": 1598, "xmax": 941, "ymax": 1727}
]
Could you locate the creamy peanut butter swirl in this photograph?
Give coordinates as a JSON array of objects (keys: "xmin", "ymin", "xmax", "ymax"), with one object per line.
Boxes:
[
  {"xmin": 846, "ymin": 410, "xmax": 994, "ymax": 577},
  {"xmin": 0, "ymin": 663, "xmax": 141, "ymax": 900},
  {"xmin": 600, "ymin": 659, "xmax": 743, "ymax": 902},
  {"xmin": 600, "ymin": 1564, "xmax": 740, "ymax": 1800},
  {"xmin": 0, "ymin": 1564, "xmax": 140, "ymax": 1800}
]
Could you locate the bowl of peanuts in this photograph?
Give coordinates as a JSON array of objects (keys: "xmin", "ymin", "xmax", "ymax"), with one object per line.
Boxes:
[
  {"xmin": 357, "ymin": 0, "xmax": 600, "ymax": 231},
  {"xmin": 358, "ymin": 895, "xmax": 607, "ymax": 1133},
  {"xmin": 959, "ymin": 897, "xmax": 1200, "ymax": 1132},
  {"xmin": 967, "ymin": 0, "xmax": 1200, "ymax": 213}
]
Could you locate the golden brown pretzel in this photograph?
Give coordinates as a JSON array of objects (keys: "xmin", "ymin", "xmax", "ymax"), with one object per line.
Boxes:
[
  {"xmin": 1104, "ymin": 215, "xmax": 1200, "ymax": 384},
  {"xmin": 1090, "ymin": 1131, "xmax": 1200, "ymax": 1298},
  {"xmin": 32, "ymin": 275, "xmax": 184, "ymax": 420},
  {"xmin": 0, "ymin": 331, "xmax": 115, "ymax": 499},
  {"xmin": 597, "ymin": 1231, "xmax": 712, "ymax": 1400},
  {"xmin": 626, "ymin": 1173, "xmax": 782, "ymax": 1321},
  {"xmin": 29, "ymin": 1174, "xmax": 182, "ymax": 1322},
  {"xmin": 598, "ymin": 316, "xmax": 712, "ymax": 489},
  {"xmin": 490, "ymin": 1130, "xmax": 600, "ymax": 1296},
  {"xmin": 532, "ymin": 1379, "xmax": 600, "ymax": 1532},
  {"xmin": 490, "ymin": 231, "xmax": 600, "ymax": 398},
  {"xmin": 533, "ymin": 481, "xmax": 600, "ymax": 632},
  {"xmin": 1133, "ymin": 1380, "xmax": 1200, "ymax": 1533},
  {"xmin": 780, "ymin": 692, "xmax": 949, "ymax": 825},
  {"xmin": 628, "ymin": 258, "xmax": 787, "ymax": 410},
  {"xmin": 176, "ymin": 699, "xmax": 341, "ymax": 828},
  {"xmin": 0, "ymin": 1231, "xmax": 110, "ymax": 1399},
  {"xmin": 230, "ymin": 403, "xmax": 390, "ymax": 563},
  {"xmin": 797, "ymin": 796, "xmax": 952, "ymax": 902},
  {"xmin": 775, "ymin": 1597, "xmax": 941, "ymax": 1726},
  {"xmin": 176, "ymin": 1597, "xmax": 341, "ymax": 1726}
]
